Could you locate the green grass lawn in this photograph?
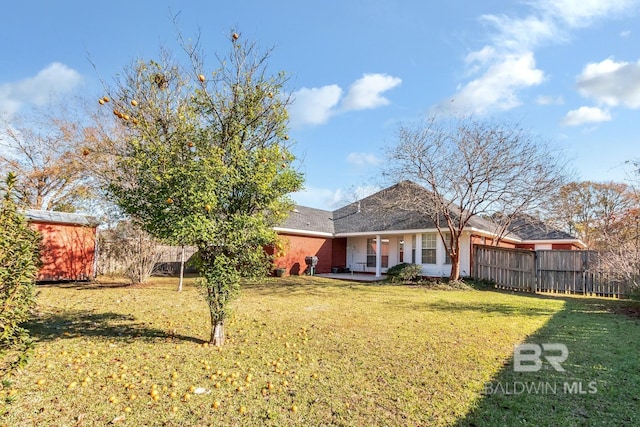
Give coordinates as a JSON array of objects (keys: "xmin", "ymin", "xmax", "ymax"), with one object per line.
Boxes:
[{"xmin": 2, "ymin": 276, "xmax": 640, "ymax": 426}]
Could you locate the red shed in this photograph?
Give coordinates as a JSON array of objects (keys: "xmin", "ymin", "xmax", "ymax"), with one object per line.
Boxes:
[{"xmin": 25, "ymin": 210, "xmax": 99, "ymax": 282}]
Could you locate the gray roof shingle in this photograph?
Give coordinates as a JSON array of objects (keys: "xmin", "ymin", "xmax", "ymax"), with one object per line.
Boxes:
[
  {"xmin": 279, "ymin": 205, "xmax": 334, "ymax": 235},
  {"xmin": 506, "ymin": 214, "xmax": 576, "ymax": 241}
]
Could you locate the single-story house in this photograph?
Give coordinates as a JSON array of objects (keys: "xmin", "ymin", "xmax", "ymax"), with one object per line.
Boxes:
[
  {"xmin": 274, "ymin": 181, "xmax": 585, "ymax": 278},
  {"xmin": 25, "ymin": 210, "xmax": 100, "ymax": 282}
]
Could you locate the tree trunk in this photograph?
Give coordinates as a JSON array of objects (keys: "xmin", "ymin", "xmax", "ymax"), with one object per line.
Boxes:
[
  {"xmin": 210, "ymin": 319, "xmax": 225, "ymax": 346},
  {"xmin": 449, "ymin": 255, "xmax": 461, "ymax": 281},
  {"xmin": 178, "ymin": 245, "xmax": 185, "ymax": 292}
]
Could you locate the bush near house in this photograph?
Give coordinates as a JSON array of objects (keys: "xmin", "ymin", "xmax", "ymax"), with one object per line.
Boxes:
[{"xmin": 385, "ymin": 263, "xmax": 423, "ymax": 283}]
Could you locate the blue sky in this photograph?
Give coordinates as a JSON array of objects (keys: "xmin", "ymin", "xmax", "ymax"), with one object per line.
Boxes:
[{"xmin": 1, "ymin": 0, "xmax": 639, "ymax": 210}]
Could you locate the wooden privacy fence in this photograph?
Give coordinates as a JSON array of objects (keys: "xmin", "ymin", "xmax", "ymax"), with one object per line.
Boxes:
[
  {"xmin": 473, "ymin": 245, "xmax": 633, "ymax": 298},
  {"xmin": 473, "ymin": 246, "xmax": 536, "ymax": 292}
]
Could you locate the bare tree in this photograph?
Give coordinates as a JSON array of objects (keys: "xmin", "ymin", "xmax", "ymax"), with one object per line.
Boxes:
[
  {"xmin": 548, "ymin": 181, "xmax": 635, "ymax": 250},
  {"xmin": 97, "ymin": 221, "xmax": 162, "ymax": 284},
  {"xmin": 0, "ymin": 102, "xmax": 99, "ymax": 212},
  {"xmin": 385, "ymin": 116, "xmax": 566, "ymax": 281}
]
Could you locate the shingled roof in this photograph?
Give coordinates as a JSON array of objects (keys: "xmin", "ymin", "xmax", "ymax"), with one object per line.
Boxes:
[
  {"xmin": 506, "ymin": 214, "xmax": 576, "ymax": 241},
  {"xmin": 332, "ymin": 181, "xmax": 440, "ymax": 233},
  {"xmin": 280, "ymin": 181, "xmax": 579, "ymax": 244},
  {"xmin": 331, "ymin": 181, "xmax": 516, "ymax": 237},
  {"xmin": 278, "ymin": 205, "xmax": 334, "ymax": 235}
]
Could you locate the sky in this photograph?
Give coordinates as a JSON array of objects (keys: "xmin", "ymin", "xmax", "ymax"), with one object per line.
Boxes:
[{"xmin": 1, "ymin": 0, "xmax": 639, "ymax": 210}]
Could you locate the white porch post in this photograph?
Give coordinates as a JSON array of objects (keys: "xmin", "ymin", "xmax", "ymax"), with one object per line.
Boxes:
[
  {"xmin": 375, "ymin": 234, "xmax": 382, "ymax": 277},
  {"xmin": 415, "ymin": 234, "xmax": 422, "ymax": 265},
  {"xmin": 404, "ymin": 234, "xmax": 412, "ymax": 264}
]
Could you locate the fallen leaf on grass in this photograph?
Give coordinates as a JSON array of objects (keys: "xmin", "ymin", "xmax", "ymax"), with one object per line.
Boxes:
[{"xmin": 109, "ymin": 415, "xmax": 125, "ymax": 424}]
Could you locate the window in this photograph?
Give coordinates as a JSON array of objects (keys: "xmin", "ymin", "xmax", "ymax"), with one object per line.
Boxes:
[
  {"xmin": 399, "ymin": 240, "xmax": 404, "ymax": 263},
  {"xmin": 367, "ymin": 238, "xmax": 389, "ymax": 268},
  {"xmin": 421, "ymin": 234, "xmax": 436, "ymax": 264}
]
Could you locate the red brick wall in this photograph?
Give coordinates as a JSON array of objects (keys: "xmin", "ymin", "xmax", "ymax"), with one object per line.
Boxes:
[
  {"xmin": 29, "ymin": 222, "xmax": 97, "ymax": 281},
  {"xmin": 274, "ymin": 234, "xmax": 335, "ymax": 275}
]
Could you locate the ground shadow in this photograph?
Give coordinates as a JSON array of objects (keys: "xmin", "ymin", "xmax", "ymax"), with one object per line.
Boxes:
[
  {"xmin": 243, "ymin": 275, "xmax": 378, "ymax": 296},
  {"xmin": 417, "ymin": 289, "xmax": 619, "ymax": 316},
  {"xmin": 26, "ymin": 309, "xmax": 206, "ymax": 344},
  {"xmin": 452, "ymin": 292, "xmax": 640, "ymax": 426}
]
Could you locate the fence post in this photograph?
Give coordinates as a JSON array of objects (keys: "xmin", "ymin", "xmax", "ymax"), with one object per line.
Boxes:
[{"xmin": 532, "ymin": 250, "xmax": 538, "ymax": 293}]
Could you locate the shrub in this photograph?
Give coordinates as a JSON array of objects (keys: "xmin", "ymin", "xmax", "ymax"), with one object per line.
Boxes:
[
  {"xmin": 386, "ymin": 263, "xmax": 423, "ymax": 284},
  {"xmin": 97, "ymin": 221, "xmax": 162, "ymax": 284},
  {"xmin": 0, "ymin": 173, "xmax": 41, "ymax": 380}
]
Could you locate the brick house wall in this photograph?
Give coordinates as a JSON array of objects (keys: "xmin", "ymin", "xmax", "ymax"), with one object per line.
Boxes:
[{"xmin": 274, "ymin": 233, "xmax": 334, "ymax": 275}]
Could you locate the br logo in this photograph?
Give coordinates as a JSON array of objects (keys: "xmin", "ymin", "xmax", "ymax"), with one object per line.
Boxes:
[{"xmin": 513, "ymin": 343, "xmax": 568, "ymax": 372}]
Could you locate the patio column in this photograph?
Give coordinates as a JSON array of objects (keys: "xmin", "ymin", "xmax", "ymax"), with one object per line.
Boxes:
[{"xmin": 375, "ymin": 234, "xmax": 382, "ymax": 277}]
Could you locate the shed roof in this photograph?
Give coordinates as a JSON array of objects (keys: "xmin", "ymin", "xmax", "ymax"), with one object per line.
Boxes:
[{"xmin": 24, "ymin": 210, "xmax": 100, "ymax": 227}]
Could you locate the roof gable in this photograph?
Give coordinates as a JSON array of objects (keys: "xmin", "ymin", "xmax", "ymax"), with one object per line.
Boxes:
[{"xmin": 332, "ymin": 181, "xmax": 438, "ymax": 233}]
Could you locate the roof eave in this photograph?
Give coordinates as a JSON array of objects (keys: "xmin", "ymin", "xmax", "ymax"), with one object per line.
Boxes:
[
  {"xmin": 273, "ymin": 227, "xmax": 334, "ymax": 238},
  {"xmin": 520, "ymin": 239, "xmax": 587, "ymax": 249}
]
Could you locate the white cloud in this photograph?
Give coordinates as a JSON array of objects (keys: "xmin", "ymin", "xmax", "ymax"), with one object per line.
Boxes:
[
  {"xmin": 620, "ymin": 30, "xmax": 631, "ymax": 37},
  {"xmin": 561, "ymin": 106, "xmax": 611, "ymax": 126},
  {"xmin": 534, "ymin": 0, "xmax": 637, "ymax": 28},
  {"xmin": 291, "ymin": 186, "xmax": 346, "ymax": 210},
  {"xmin": 288, "ymin": 85, "xmax": 342, "ymax": 127},
  {"xmin": 440, "ymin": 0, "xmax": 639, "ymax": 115},
  {"xmin": 480, "ymin": 13, "xmax": 557, "ymax": 51},
  {"xmin": 443, "ymin": 52, "xmax": 544, "ymax": 114},
  {"xmin": 0, "ymin": 62, "xmax": 83, "ymax": 115},
  {"xmin": 341, "ymin": 74, "xmax": 401, "ymax": 111},
  {"xmin": 346, "ymin": 152, "xmax": 381, "ymax": 167},
  {"xmin": 576, "ymin": 58, "xmax": 640, "ymax": 108},
  {"xmin": 291, "ymin": 184, "xmax": 380, "ymax": 210},
  {"xmin": 288, "ymin": 73, "xmax": 401, "ymax": 128},
  {"xmin": 536, "ymin": 94, "xmax": 564, "ymax": 105}
]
